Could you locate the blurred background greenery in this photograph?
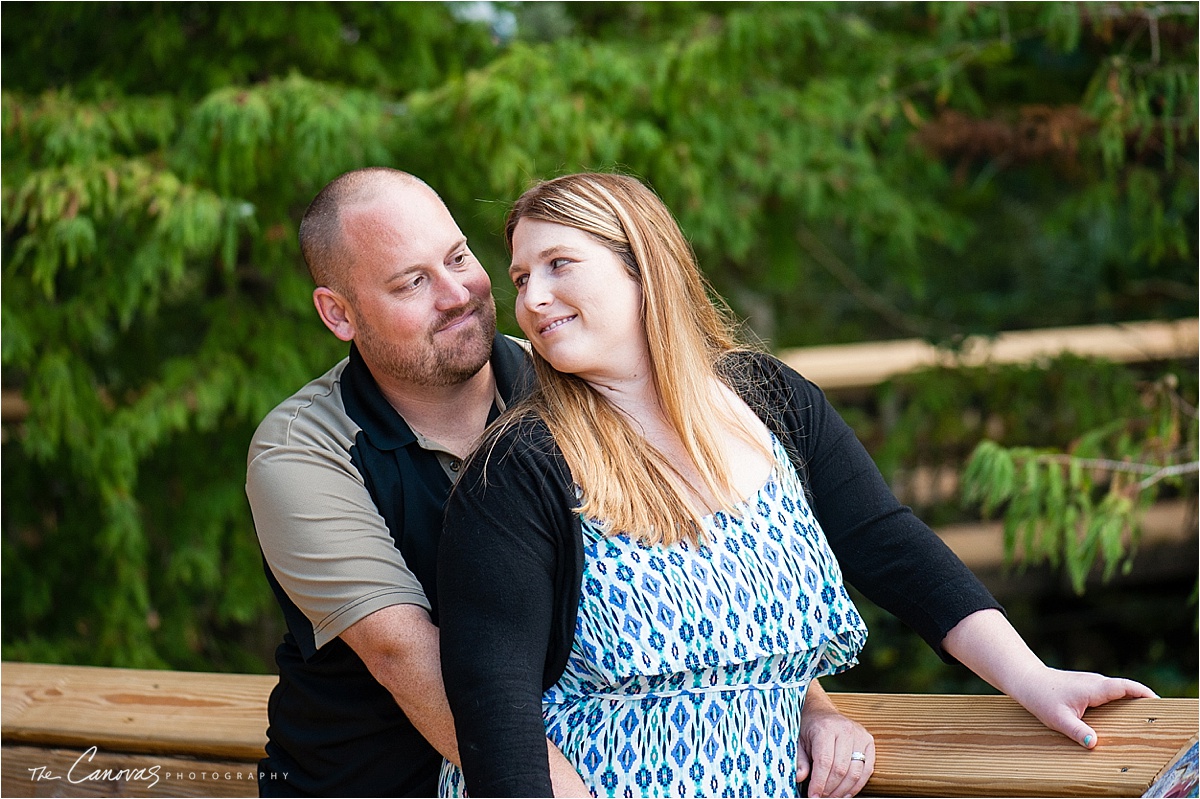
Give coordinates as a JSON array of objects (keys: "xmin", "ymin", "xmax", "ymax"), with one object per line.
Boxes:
[{"xmin": 2, "ymin": 2, "xmax": 1196, "ymax": 696}]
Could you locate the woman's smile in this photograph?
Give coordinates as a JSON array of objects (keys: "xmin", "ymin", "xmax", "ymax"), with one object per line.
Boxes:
[{"xmin": 537, "ymin": 314, "xmax": 577, "ymax": 335}]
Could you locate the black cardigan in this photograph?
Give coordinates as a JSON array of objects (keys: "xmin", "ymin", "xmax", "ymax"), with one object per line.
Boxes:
[{"xmin": 438, "ymin": 351, "xmax": 1001, "ymax": 797}]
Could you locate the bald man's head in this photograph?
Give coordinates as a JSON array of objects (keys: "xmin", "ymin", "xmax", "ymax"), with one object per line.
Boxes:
[{"xmin": 299, "ymin": 168, "xmax": 440, "ymax": 294}]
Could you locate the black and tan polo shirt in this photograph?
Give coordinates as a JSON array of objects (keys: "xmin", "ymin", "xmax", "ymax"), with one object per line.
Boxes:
[{"xmin": 246, "ymin": 332, "xmax": 531, "ymax": 796}]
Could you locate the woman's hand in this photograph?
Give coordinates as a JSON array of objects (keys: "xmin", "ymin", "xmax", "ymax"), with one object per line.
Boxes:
[
  {"xmin": 1006, "ymin": 664, "xmax": 1157, "ymax": 749},
  {"xmin": 798, "ymin": 681, "xmax": 874, "ymax": 798},
  {"xmin": 944, "ymin": 609, "xmax": 1158, "ymax": 749}
]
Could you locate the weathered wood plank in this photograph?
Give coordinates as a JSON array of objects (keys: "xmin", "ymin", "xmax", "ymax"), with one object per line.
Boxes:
[
  {"xmin": 3, "ymin": 663, "xmax": 1196, "ymax": 798},
  {"xmin": 830, "ymin": 693, "xmax": 1198, "ymax": 798},
  {"xmin": 1, "ymin": 745, "xmax": 257, "ymax": 798},
  {"xmin": 1, "ymin": 663, "xmax": 272, "ymax": 761},
  {"xmin": 1, "ymin": 390, "xmax": 29, "ymax": 423},
  {"xmin": 779, "ymin": 318, "xmax": 1199, "ymax": 391}
]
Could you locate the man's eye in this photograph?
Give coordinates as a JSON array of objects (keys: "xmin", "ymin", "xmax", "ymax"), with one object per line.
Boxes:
[{"xmin": 451, "ymin": 252, "xmax": 468, "ymax": 266}]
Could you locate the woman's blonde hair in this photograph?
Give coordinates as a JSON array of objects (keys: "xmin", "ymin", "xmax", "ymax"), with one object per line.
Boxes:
[{"xmin": 502, "ymin": 172, "xmax": 767, "ymax": 545}]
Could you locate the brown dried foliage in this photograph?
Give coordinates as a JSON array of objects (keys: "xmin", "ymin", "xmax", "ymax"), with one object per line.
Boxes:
[{"xmin": 915, "ymin": 105, "xmax": 1093, "ymax": 169}]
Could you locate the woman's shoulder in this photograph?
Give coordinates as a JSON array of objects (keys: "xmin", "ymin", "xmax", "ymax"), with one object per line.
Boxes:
[
  {"xmin": 721, "ymin": 348, "xmax": 821, "ymax": 402},
  {"xmin": 483, "ymin": 409, "xmax": 557, "ymax": 457},
  {"xmin": 461, "ymin": 408, "xmax": 567, "ymax": 487},
  {"xmin": 448, "ymin": 408, "xmax": 578, "ymax": 542}
]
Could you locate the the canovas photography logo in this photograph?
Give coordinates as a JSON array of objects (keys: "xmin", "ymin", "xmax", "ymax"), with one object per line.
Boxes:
[{"xmin": 26, "ymin": 745, "xmax": 275, "ymax": 790}]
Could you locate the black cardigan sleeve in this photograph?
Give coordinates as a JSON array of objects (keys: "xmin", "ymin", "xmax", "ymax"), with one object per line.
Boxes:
[
  {"xmin": 437, "ymin": 418, "xmax": 580, "ymax": 797},
  {"xmin": 747, "ymin": 353, "xmax": 1003, "ymax": 659}
]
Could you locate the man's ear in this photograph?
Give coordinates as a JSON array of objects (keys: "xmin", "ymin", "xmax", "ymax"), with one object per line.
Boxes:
[{"xmin": 313, "ymin": 287, "xmax": 356, "ymax": 342}]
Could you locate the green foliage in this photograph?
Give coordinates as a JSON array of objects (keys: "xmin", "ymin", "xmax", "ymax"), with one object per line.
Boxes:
[
  {"xmin": 2, "ymin": 77, "xmax": 390, "ymax": 668},
  {"xmin": 834, "ymin": 355, "xmax": 1198, "ymax": 695},
  {"xmin": 866, "ymin": 355, "xmax": 1165, "ymax": 482},
  {"xmin": 2, "ymin": 2, "xmax": 1196, "ymax": 675},
  {"xmin": 962, "ymin": 372, "xmax": 1198, "ymax": 593},
  {"xmin": 1, "ymin": 2, "xmax": 502, "ymax": 99}
]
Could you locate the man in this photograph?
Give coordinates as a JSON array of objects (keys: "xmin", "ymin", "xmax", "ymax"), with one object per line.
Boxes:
[
  {"xmin": 247, "ymin": 167, "xmax": 869, "ymax": 797},
  {"xmin": 247, "ymin": 167, "xmax": 533, "ymax": 795}
]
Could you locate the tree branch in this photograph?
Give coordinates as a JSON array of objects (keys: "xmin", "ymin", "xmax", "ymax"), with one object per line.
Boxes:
[
  {"xmin": 1137, "ymin": 461, "xmax": 1200, "ymax": 490},
  {"xmin": 1023, "ymin": 452, "xmax": 1200, "ymax": 494}
]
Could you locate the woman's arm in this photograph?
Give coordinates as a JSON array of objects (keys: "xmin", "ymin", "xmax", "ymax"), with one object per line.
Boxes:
[
  {"xmin": 943, "ymin": 608, "xmax": 1157, "ymax": 747},
  {"xmin": 438, "ymin": 423, "xmax": 584, "ymax": 797},
  {"xmin": 766, "ymin": 360, "xmax": 1156, "ymax": 746}
]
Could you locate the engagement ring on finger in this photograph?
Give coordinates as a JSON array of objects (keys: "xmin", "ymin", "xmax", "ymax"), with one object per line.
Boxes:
[{"xmin": 850, "ymin": 751, "xmax": 866, "ymax": 762}]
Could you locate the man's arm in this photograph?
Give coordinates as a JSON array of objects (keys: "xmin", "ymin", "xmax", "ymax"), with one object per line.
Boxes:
[
  {"xmin": 548, "ymin": 741, "xmax": 591, "ymax": 797},
  {"xmin": 341, "ymin": 603, "xmax": 591, "ymax": 796},
  {"xmin": 340, "ymin": 604, "xmax": 459, "ymax": 764}
]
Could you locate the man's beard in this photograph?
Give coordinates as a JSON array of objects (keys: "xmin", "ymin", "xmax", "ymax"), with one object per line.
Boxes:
[{"xmin": 358, "ymin": 294, "xmax": 497, "ymax": 388}]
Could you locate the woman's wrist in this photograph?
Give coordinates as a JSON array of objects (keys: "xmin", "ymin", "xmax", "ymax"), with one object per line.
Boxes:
[
  {"xmin": 942, "ymin": 608, "xmax": 1046, "ymax": 700},
  {"xmin": 802, "ymin": 680, "xmax": 840, "ymax": 720}
]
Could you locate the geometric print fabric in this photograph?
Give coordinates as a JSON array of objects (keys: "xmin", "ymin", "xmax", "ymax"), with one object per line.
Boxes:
[{"xmin": 439, "ymin": 435, "xmax": 867, "ymax": 797}]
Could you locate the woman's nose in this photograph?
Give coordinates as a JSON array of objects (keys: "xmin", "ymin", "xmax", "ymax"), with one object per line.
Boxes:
[{"xmin": 520, "ymin": 271, "xmax": 551, "ymax": 309}]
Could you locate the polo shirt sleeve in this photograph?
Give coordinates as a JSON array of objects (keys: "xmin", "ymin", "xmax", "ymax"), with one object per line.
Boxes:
[{"xmin": 247, "ymin": 372, "xmax": 429, "ymax": 654}]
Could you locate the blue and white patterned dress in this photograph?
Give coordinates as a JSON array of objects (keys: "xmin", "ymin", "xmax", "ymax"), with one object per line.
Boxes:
[{"xmin": 441, "ymin": 435, "xmax": 867, "ymax": 797}]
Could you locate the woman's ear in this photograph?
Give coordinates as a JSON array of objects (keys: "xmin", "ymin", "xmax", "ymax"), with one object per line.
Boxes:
[{"xmin": 313, "ymin": 287, "xmax": 356, "ymax": 342}]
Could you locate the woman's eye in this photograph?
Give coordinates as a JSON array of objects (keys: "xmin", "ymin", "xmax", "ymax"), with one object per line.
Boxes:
[
  {"xmin": 550, "ymin": 258, "xmax": 570, "ymax": 269},
  {"xmin": 512, "ymin": 274, "xmax": 528, "ymax": 288}
]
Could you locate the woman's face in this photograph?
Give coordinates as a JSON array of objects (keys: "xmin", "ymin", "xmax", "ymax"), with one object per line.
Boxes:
[{"xmin": 509, "ymin": 218, "xmax": 649, "ymax": 383}]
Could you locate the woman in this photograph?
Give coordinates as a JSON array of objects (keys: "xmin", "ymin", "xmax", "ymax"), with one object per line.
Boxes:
[{"xmin": 437, "ymin": 173, "xmax": 1155, "ymax": 798}]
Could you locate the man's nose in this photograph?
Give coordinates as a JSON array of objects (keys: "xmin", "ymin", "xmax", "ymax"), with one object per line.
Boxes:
[{"xmin": 434, "ymin": 268, "xmax": 472, "ymax": 309}]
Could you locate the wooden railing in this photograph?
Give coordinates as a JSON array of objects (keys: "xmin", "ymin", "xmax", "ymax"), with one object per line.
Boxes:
[
  {"xmin": 777, "ymin": 318, "xmax": 1198, "ymax": 392},
  {"xmin": 2, "ymin": 662, "xmax": 1196, "ymax": 798}
]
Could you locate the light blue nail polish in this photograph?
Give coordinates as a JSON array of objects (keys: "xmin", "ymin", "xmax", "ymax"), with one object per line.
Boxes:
[{"xmin": 1084, "ymin": 734, "xmax": 1094, "ymax": 746}]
